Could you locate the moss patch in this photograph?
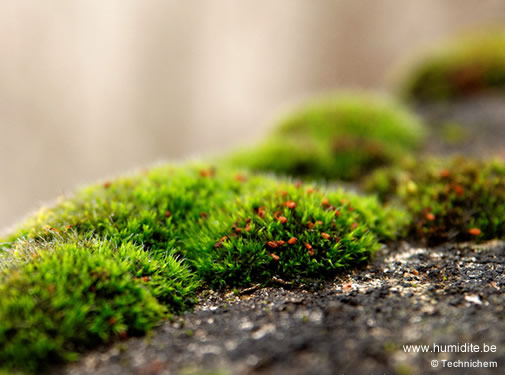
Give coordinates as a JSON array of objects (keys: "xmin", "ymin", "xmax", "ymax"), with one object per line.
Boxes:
[
  {"xmin": 224, "ymin": 93, "xmax": 426, "ymax": 181},
  {"xmin": 4, "ymin": 165, "xmax": 262, "ymax": 255},
  {"xmin": 184, "ymin": 180, "xmax": 406, "ymax": 289},
  {"xmin": 0, "ymin": 237, "xmax": 198, "ymax": 373},
  {"xmin": 398, "ymin": 30, "xmax": 505, "ymax": 102},
  {"xmin": 364, "ymin": 157, "xmax": 505, "ymax": 244},
  {"xmin": 0, "ymin": 164, "xmax": 402, "ymax": 373}
]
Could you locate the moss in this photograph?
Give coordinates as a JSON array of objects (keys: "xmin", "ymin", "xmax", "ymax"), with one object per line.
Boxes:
[
  {"xmin": 398, "ymin": 30, "xmax": 505, "ymax": 102},
  {"xmin": 0, "ymin": 237, "xmax": 198, "ymax": 373},
  {"xmin": 224, "ymin": 93, "xmax": 426, "ymax": 181},
  {"xmin": 364, "ymin": 157, "xmax": 505, "ymax": 244},
  {"xmin": 1, "ymin": 147, "xmax": 504, "ymax": 371},
  {"xmin": 184, "ymin": 180, "xmax": 406, "ymax": 289},
  {"xmin": 4, "ymin": 165, "xmax": 263, "ymax": 255},
  {"xmin": 0, "ymin": 164, "xmax": 404, "ymax": 372}
]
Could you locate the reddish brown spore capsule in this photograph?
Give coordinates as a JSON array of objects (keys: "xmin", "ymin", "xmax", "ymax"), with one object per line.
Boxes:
[
  {"xmin": 287, "ymin": 237, "xmax": 298, "ymax": 245},
  {"xmin": 284, "ymin": 201, "xmax": 297, "ymax": 209},
  {"xmin": 425, "ymin": 213, "xmax": 435, "ymax": 221},
  {"xmin": 468, "ymin": 228, "xmax": 481, "ymax": 236}
]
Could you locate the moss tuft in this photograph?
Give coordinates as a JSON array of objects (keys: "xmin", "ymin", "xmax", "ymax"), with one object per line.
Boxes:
[
  {"xmin": 364, "ymin": 157, "xmax": 505, "ymax": 244},
  {"xmin": 0, "ymin": 237, "xmax": 199, "ymax": 373},
  {"xmin": 4, "ymin": 165, "xmax": 260, "ymax": 255},
  {"xmin": 184, "ymin": 180, "xmax": 406, "ymax": 288},
  {"xmin": 398, "ymin": 30, "xmax": 505, "ymax": 102},
  {"xmin": 224, "ymin": 93, "xmax": 426, "ymax": 181}
]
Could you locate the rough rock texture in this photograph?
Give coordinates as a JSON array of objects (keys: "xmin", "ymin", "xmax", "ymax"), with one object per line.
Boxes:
[{"xmin": 52, "ymin": 241, "xmax": 505, "ymax": 375}]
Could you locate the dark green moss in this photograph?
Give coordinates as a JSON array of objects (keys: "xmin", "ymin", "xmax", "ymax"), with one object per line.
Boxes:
[
  {"xmin": 224, "ymin": 93, "xmax": 426, "ymax": 181},
  {"xmin": 364, "ymin": 157, "xmax": 505, "ymax": 244},
  {"xmin": 398, "ymin": 30, "xmax": 505, "ymax": 101}
]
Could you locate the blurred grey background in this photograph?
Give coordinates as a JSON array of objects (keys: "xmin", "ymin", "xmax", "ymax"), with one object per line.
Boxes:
[{"xmin": 1, "ymin": 0, "xmax": 505, "ymax": 229}]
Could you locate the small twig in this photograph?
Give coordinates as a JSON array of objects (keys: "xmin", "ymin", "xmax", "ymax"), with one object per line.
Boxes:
[
  {"xmin": 271, "ymin": 276, "xmax": 293, "ymax": 287},
  {"xmin": 239, "ymin": 283, "xmax": 261, "ymax": 295}
]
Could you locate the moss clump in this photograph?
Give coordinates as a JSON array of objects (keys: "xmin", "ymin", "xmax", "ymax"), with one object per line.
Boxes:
[
  {"xmin": 398, "ymin": 30, "xmax": 505, "ymax": 102},
  {"xmin": 224, "ymin": 93, "xmax": 426, "ymax": 181},
  {"xmin": 364, "ymin": 157, "xmax": 505, "ymax": 244},
  {"xmin": 185, "ymin": 180, "xmax": 406, "ymax": 289},
  {"xmin": 4, "ymin": 165, "xmax": 263, "ymax": 255},
  {"xmin": 0, "ymin": 238, "xmax": 198, "ymax": 373},
  {"xmin": 0, "ymin": 164, "xmax": 402, "ymax": 373}
]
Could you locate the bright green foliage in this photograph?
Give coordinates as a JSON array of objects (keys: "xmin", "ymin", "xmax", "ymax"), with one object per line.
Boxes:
[
  {"xmin": 225, "ymin": 93, "xmax": 426, "ymax": 181},
  {"xmin": 1, "ymin": 238, "xmax": 199, "ymax": 313},
  {"xmin": 0, "ymin": 164, "xmax": 404, "ymax": 373},
  {"xmin": 5, "ymin": 165, "xmax": 264, "ymax": 255},
  {"xmin": 0, "ymin": 238, "xmax": 198, "ymax": 373},
  {"xmin": 184, "ymin": 179, "xmax": 407, "ymax": 289},
  {"xmin": 398, "ymin": 30, "xmax": 505, "ymax": 101},
  {"xmin": 364, "ymin": 157, "xmax": 505, "ymax": 244}
]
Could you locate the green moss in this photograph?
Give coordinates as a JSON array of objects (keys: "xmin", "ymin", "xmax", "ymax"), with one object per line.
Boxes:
[
  {"xmin": 0, "ymin": 237, "xmax": 198, "ymax": 373},
  {"xmin": 224, "ymin": 93, "xmax": 426, "ymax": 181},
  {"xmin": 2, "ymin": 149, "xmax": 504, "ymax": 372},
  {"xmin": 184, "ymin": 180, "xmax": 406, "ymax": 288},
  {"xmin": 0, "ymin": 163, "xmax": 405, "ymax": 372},
  {"xmin": 364, "ymin": 157, "xmax": 505, "ymax": 244},
  {"xmin": 4, "ymin": 165, "xmax": 264, "ymax": 256},
  {"xmin": 398, "ymin": 30, "xmax": 505, "ymax": 101}
]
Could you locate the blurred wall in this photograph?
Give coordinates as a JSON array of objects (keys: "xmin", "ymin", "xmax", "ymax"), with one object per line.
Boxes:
[{"xmin": 1, "ymin": 0, "xmax": 505, "ymax": 229}]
